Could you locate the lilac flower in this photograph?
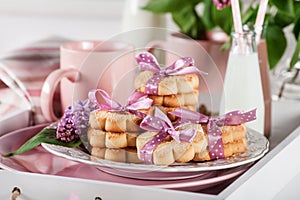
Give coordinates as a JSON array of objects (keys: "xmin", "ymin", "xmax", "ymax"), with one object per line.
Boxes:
[
  {"xmin": 213, "ymin": 0, "xmax": 231, "ymax": 10},
  {"xmin": 56, "ymin": 99, "xmax": 96, "ymax": 142}
]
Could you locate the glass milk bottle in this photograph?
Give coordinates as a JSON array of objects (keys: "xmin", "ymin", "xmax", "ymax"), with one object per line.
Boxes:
[{"xmin": 220, "ymin": 31, "xmax": 265, "ymax": 134}]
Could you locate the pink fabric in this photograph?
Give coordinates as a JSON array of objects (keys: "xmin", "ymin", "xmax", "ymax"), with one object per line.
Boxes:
[
  {"xmin": 0, "ymin": 102, "xmax": 17, "ymax": 116},
  {"xmin": 0, "ymin": 88, "xmax": 31, "ymax": 135},
  {"xmin": 0, "ymin": 88, "xmax": 29, "ymax": 114},
  {"xmin": 0, "ymin": 37, "xmax": 69, "ymax": 125}
]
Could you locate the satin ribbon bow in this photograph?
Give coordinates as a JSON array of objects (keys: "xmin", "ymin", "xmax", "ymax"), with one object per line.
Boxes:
[
  {"xmin": 136, "ymin": 52, "xmax": 207, "ymax": 95},
  {"xmin": 88, "ymin": 89, "xmax": 153, "ymax": 118},
  {"xmin": 139, "ymin": 108, "xmax": 196, "ymax": 164},
  {"xmin": 170, "ymin": 108, "xmax": 257, "ymax": 160}
]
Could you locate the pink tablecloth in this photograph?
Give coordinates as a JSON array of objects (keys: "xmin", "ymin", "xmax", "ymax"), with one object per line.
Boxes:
[
  {"xmin": 0, "ymin": 88, "xmax": 31, "ymax": 135},
  {"xmin": 0, "ymin": 36, "xmax": 69, "ymax": 128}
]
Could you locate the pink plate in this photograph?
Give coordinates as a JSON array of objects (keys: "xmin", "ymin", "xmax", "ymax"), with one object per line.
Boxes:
[{"xmin": 0, "ymin": 124, "xmax": 249, "ymax": 192}]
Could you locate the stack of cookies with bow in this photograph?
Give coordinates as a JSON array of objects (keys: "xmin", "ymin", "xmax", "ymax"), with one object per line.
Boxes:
[
  {"xmin": 134, "ymin": 52, "xmax": 201, "ymax": 121},
  {"xmin": 87, "ymin": 90, "xmax": 152, "ymax": 163},
  {"xmin": 135, "ymin": 107, "xmax": 255, "ymax": 166},
  {"xmin": 87, "ymin": 52, "xmax": 256, "ymax": 166},
  {"xmin": 133, "ymin": 52, "xmax": 256, "ymax": 166}
]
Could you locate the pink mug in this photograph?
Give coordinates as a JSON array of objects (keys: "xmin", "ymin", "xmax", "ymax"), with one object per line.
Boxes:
[{"xmin": 41, "ymin": 40, "xmax": 135, "ymax": 122}]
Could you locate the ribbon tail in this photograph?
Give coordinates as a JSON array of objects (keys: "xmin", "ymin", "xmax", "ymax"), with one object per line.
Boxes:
[
  {"xmin": 126, "ymin": 91, "xmax": 147, "ymax": 105},
  {"xmin": 178, "ymin": 129, "xmax": 196, "ymax": 143},
  {"xmin": 136, "ymin": 52, "xmax": 160, "ymax": 72},
  {"xmin": 154, "ymin": 107, "xmax": 173, "ymax": 128},
  {"xmin": 169, "ymin": 108, "xmax": 208, "ymax": 123},
  {"xmin": 140, "ymin": 114, "xmax": 164, "ymax": 132},
  {"xmin": 88, "ymin": 89, "xmax": 122, "ymax": 110},
  {"xmin": 168, "ymin": 66, "xmax": 207, "ymax": 76},
  {"xmin": 126, "ymin": 97, "xmax": 153, "ymax": 111},
  {"xmin": 207, "ymin": 120, "xmax": 225, "ymax": 160},
  {"xmin": 166, "ymin": 57, "xmax": 195, "ymax": 72},
  {"xmin": 224, "ymin": 108, "xmax": 257, "ymax": 125}
]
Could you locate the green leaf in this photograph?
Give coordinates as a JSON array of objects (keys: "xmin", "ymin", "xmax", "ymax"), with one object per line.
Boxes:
[
  {"xmin": 293, "ymin": 17, "xmax": 300, "ymax": 40},
  {"xmin": 290, "ymin": 32, "xmax": 300, "ymax": 69},
  {"xmin": 143, "ymin": 0, "xmax": 206, "ymax": 39},
  {"xmin": 241, "ymin": 4, "xmax": 258, "ymax": 26},
  {"xmin": 4, "ymin": 128, "xmax": 82, "ymax": 157},
  {"xmin": 295, "ymin": 2, "xmax": 300, "ymax": 16},
  {"xmin": 202, "ymin": 0, "xmax": 215, "ymax": 30},
  {"xmin": 142, "ymin": 0, "xmax": 202, "ymax": 13},
  {"xmin": 272, "ymin": 11, "xmax": 294, "ymax": 28},
  {"xmin": 265, "ymin": 24, "xmax": 287, "ymax": 69},
  {"xmin": 271, "ymin": 0, "xmax": 295, "ymax": 17},
  {"xmin": 172, "ymin": 4, "xmax": 206, "ymax": 39},
  {"xmin": 221, "ymin": 37, "xmax": 232, "ymax": 51},
  {"xmin": 142, "ymin": 0, "xmax": 181, "ymax": 13},
  {"xmin": 211, "ymin": 4, "xmax": 232, "ymax": 35}
]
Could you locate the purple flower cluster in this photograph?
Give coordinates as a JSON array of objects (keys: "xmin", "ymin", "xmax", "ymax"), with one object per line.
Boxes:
[
  {"xmin": 56, "ymin": 99, "xmax": 96, "ymax": 142},
  {"xmin": 213, "ymin": 0, "xmax": 231, "ymax": 10}
]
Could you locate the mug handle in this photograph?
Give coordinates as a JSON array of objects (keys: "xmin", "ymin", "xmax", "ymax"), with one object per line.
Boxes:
[{"xmin": 41, "ymin": 68, "xmax": 79, "ymax": 122}]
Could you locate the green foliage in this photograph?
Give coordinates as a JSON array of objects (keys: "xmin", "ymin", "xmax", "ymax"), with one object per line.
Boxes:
[
  {"xmin": 172, "ymin": 3, "xmax": 206, "ymax": 39},
  {"xmin": 290, "ymin": 30, "xmax": 300, "ymax": 69},
  {"xmin": 143, "ymin": 0, "xmax": 300, "ymax": 69},
  {"xmin": 265, "ymin": 25, "xmax": 287, "ymax": 69},
  {"xmin": 4, "ymin": 128, "xmax": 82, "ymax": 157}
]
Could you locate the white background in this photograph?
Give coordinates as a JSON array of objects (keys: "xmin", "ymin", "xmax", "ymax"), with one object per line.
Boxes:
[{"xmin": 0, "ymin": 0, "xmax": 136, "ymax": 52}]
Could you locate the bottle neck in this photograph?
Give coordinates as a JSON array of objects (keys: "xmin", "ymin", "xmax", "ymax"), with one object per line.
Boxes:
[{"xmin": 230, "ymin": 31, "xmax": 257, "ymax": 55}]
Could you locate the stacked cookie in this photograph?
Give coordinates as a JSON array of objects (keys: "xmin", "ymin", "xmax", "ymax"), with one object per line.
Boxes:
[
  {"xmin": 84, "ymin": 52, "xmax": 256, "ymax": 166},
  {"xmin": 136, "ymin": 121, "xmax": 247, "ymax": 166},
  {"xmin": 87, "ymin": 110, "xmax": 143, "ymax": 163},
  {"xmin": 134, "ymin": 70, "xmax": 199, "ymax": 121},
  {"xmin": 179, "ymin": 123, "xmax": 247, "ymax": 162},
  {"xmin": 136, "ymin": 131, "xmax": 195, "ymax": 166},
  {"xmin": 134, "ymin": 52, "xmax": 202, "ymax": 122},
  {"xmin": 193, "ymin": 124, "xmax": 247, "ymax": 161}
]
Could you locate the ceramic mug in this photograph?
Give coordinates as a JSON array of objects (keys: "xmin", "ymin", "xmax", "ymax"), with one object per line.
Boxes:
[{"xmin": 41, "ymin": 40, "xmax": 135, "ymax": 122}]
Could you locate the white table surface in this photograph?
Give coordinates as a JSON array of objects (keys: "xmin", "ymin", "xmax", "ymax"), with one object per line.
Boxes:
[{"xmin": 0, "ymin": 99, "xmax": 300, "ymax": 200}]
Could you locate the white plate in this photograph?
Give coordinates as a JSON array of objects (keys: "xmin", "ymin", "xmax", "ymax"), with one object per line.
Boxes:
[
  {"xmin": 41, "ymin": 129, "xmax": 269, "ymax": 179},
  {"xmin": 0, "ymin": 124, "xmax": 252, "ymax": 191}
]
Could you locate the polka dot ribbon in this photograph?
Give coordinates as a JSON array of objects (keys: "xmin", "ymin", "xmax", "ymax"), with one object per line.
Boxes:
[
  {"xmin": 170, "ymin": 108, "xmax": 257, "ymax": 160},
  {"xmin": 135, "ymin": 52, "xmax": 207, "ymax": 95},
  {"xmin": 88, "ymin": 89, "xmax": 153, "ymax": 118},
  {"xmin": 139, "ymin": 108, "xmax": 197, "ymax": 164}
]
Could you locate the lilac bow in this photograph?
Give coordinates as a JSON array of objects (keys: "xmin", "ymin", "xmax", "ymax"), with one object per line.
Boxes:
[
  {"xmin": 88, "ymin": 89, "xmax": 153, "ymax": 118},
  {"xmin": 139, "ymin": 108, "xmax": 196, "ymax": 164},
  {"xmin": 170, "ymin": 108, "xmax": 257, "ymax": 160},
  {"xmin": 136, "ymin": 52, "xmax": 207, "ymax": 95}
]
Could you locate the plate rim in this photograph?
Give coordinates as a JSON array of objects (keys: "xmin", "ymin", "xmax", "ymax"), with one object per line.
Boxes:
[
  {"xmin": 0, "ymin": 124, "xmax": 252, "ymax": 191},
  {"xmin": 41, "ymin": 129, "xmax": 269, "ymax": 173}
]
